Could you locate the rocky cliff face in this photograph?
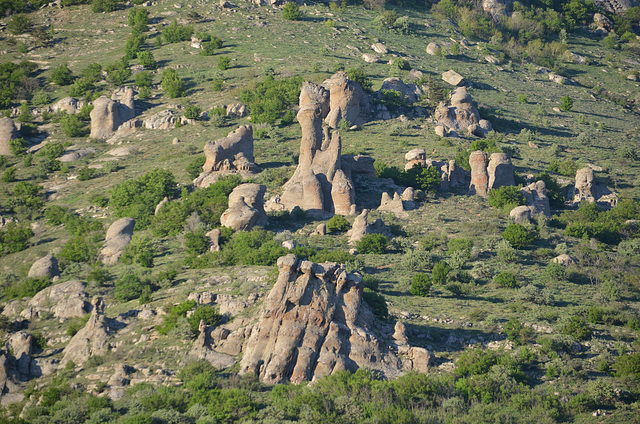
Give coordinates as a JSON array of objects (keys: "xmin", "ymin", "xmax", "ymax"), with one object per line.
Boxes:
[{"xmin": 239, "ymin": 255, "xmax": 406, "ymax": 384}]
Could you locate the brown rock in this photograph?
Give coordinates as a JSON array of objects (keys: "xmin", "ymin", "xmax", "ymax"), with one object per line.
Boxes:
[
  {"xmin": 29, "ymin": 280, "xmax": 88, "ymax": 319},
  {"xmin": 487, "ymin": 153, "xmax": 515, "ymax": 190},
  {"xmin": 206, "ymin": 229, "xmax": 221, "ymax": 252},
  {"xmin": 468, "ymin": 151, "xmax": 488, "ymax": 196},
  {"xmin": 347, "ymin": 209, "xmax": 391, "ymax": 244},
  {"xmin": 89, "ymin": 87, "xmax": 136, "ymax": 139},
  {"xmin": 521, "ymin": 180, "xmax": 551, "ymax": 216},
  {"xmin": 220, "ymin": 183, "xmax": 268, "ymax": 231},
  {"xmin": 239, "ymin": 255, "xmax": 403, "ymax": 383}
]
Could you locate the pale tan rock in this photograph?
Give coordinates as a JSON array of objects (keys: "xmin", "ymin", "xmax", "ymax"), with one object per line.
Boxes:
[
  {"xmin": 468, "ymin": 151, "xmax": 488, "ymax": 196},
  {"xmin": 442, "ymin": 70, "xmax": 467, "ymax": 86},
  {"xmin": 378, "ymin": 192, "xmax": 405, "ymax": 215},
  {"xmin": 426, "ymin": 42, "xmax": 440, "ymax": 56},
  {"xmin": 9, "ymin": 331, "xmax": 33, "ymax": 377},
  {"xmin": 99, "ymin": 218, "xmax": 135, "ymax": 265},
  {"xmin": 89, "ymin": 87, "xmax": 136, "ymax": 139},
  {"xmin": 206, "ymin": 229, "xmax": 221, "ymax": 252},
  {"xmin": 52, "ymin": 97, "xmax": 86, "ymax": 114},
  {"xmin": 510, "ymin": 205, "xmax": 532, "ymax": 224},
  {"xmin": 362, "ymin": 53, "xmax": 380, "ymax": 63},
  {"xmin": 200, "ymin": 125, "xmax": 255, "ymax": 172},
  {"xmin": 29, "ymin": 280, "xmax": 88, "ymax": 319},
  {"xmin": 347, "ymin": 209, "xmax": 391, "ymax": 244},
  {"xmin": 0, "ymin": 118, "xmax": 20, "ymax": 156},
  {"xmin": 553, "ymin": 254, "xmax": 575, "ymax": 266},
  {"xmin": 220, "ymin": 183, "xmax": 268, "ymax": 231},
  {"xmin": 405, "ymin": 148, "xmax": 427, "ymax": 170},
  {"xmin": 371, "ymin": 42, "xmax": 388, "ymax": 54},
  {"xmin": 28, "ymin": 254, "xmax": 59, "ymax": 279},
  {"xmin": 482, "ymin": 0, "xmax": 511, "ymax": 17},
  {"xmin": 594, "ymin": 13, "xmax": 614, "ymax": 31},
  {"xmin": 487, "ymin": 153, "xmax": 515, "ymax": 190},
  {"xmin": 323, "ymin": 71, "xmax": 371, "ymax": 128},
  {"xmin": 434, "ymin": 87, "xmax": 492, "ymax": 138},
  {"xmin": 154, "ymin": 197, "xmax": 169, "ymax": 215},
  {"xmin": 226, "ymin": 103, "xmax": 248, "ymax": 117},
  {"xmin": 380, "ymin": 78, "xmax": 423, "ymax": 103},
  {"xmin": 521, "ymin": 180, "xmax": 551, "ymax": 216},
  {"xmin": 61, "ymin": 297, "xmax": 109, "ymax": 366}
]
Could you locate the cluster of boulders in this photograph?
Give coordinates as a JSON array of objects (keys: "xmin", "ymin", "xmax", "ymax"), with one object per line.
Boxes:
[
  {"xmin": 571, "ymin": 166, "xmax": 617, "ymax": 208},
  {"xmin": 468, "ymin": 151, "xmax": 514, "ymax": 196},
  {"xmin": 434, "ymin": 87, "xmax": 492, "ymax": 138}
]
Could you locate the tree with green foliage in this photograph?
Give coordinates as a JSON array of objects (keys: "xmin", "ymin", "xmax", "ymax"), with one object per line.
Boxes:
[
  {"xmin": 59, "ymin": 236, "xmax": 95, "ymax": 263},
  {"xmin": 161, "ymin": 69, "xmax": 185, "ymax": 98},
  {"xmin": 7, "ymin": 13, "xmax": 32, "ymax": 35},
  {"xmin": 410, "ymin": 273, "xmax": 432, "ymax": 297},
  {"xmin": 0, "ymin": 223, "xmax": 33, "ymax": 256},
  {"xmin": 431, "ymin": 261, "xmax": 451, "ymax": 284},
  {"xmin": 114, "ymin": 274, "xmax": 146, "ymax": 302},
  {"xmin": 60, "ymin": 114, "xmax": 86, "ymax": 137},
  {"xmin": 326, "ymin": 215, "xmax": 350, "ymax": 233},
  {"xmin": 240, "ymin": 75, "xmax": 303, "ymax": 124},
  {"xmin": 162, "ymin": 20, "xmax": 193, "ymax": 43},
  {"xmin": 493, "ymin": 271, "xmax": 518, "ymax": 288},
  {"xmin": 137, "ymin": 51, "xmax": 157, "ymax": 70},
  {"xmin": 560, "ymin": 95, "xmax": 573, "ymax": 111},
  {"xmin": 488, "ymin": 186, "xmax": 526, "ymax": 213},
  {"xmin": 363, "ymin": 288, "xmax": 388, "ymax": 318},
  {"xmin": 356, "ymin": 234, "xmax": 389, "ymax": 254},
  {"xmin": 504, "ymin": 317, "xmax": 535, "ymax": 345},
  {"xmin": 502, "ymin": 224, "xmax": 538, "ymax": 249},
  {"xmin": 49, "ymin": 64, "xmax": 74, "ymax": 86},
  {"xmin": 282, "ymin": 2, "xmax": 301, "ymax": 20}
]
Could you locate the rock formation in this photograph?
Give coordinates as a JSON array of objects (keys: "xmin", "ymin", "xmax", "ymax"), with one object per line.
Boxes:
[
  {"xmin": 468, "ymin": 151, "xmax": 489, "ymax": 196},
  {"xmin": 143, "ymin": 110, "xmax": 178, "ymax": 129},
  {"xmin": 89, "ymin": 87, "xmax": 136, "ymax": 139},
  {"xmin": 487, "ymin": 153, "xmax": 515, "ymax": 190},
  {"xmin": 270, "ymin": 81, "xmax": 356, "ymax": 217},
  {"xmin": 52, "ymin": 97, "xmax": 86, "ymax": 115},
  {"xmin": 426, "ymin": 42, "xmax": 440, "ymax": 56},
  {"xmin": 27, "ymin": 254, "xmax": 59, "ymax": 279},
  {"xmin": 572, "ymin": 167, "xmax": 617, "ymax": 208},
  {"xmin": 194, "ymin": 125, "xmax": 257, "ymax": 188},
  {"xmin": 434, "ymin": 87, "xmax": 492, "ymax": 138},
  {"xmin": 509, "ymin": 206, "xmax": 533, "ymax": 224},
  {"xmin": 340, "ymin": 154, "xmax": 376, "ymax": 178},
  {"xmin": 379, "ymin": 78, "xmax": 423, "ymax": 104},
  {"xmin": 405, "ymin": 148, "xmax": 427, "ymax": 170},
  {"xmin": 442, "ymin": 70, "xmax": 467, "ymax": 87},
  {"xmin": 99, "ymin": 217, "xmax": 136, "ymax": 265},
  {"xmin": 440, "ymin": 160, "xmax": 469, "ymax": 191},
  {"xmin": 0, "ymin": 117, "xmax": 21, "ymax": 156},
  {"xmin": 26, "ymin": 280, "xmax": 89, "ymax": 320},
  {"xmin": 482, "ymin": 0, "xmax": 511, "ymax": 18},
  {"xmin": 61, "ymin": 297, "xmax": 109, "ymax": 366},
  {"xmin": 220, "ymin": 183, "xmax": 268, "ymax": 231},
  {"xmin": 378, "ymin": 192, "xmax": 406, "ymax": 216},
  {"xmin": 594, "ymin": 0, "xmax": 638, "ymax": 15},
  {"xmin": 239, "ymin": 255, "xmax": 405, "ymax": 384},
  {"xmin": 347, "ymin": 209, "xmax": 392, "ymax": 244},
  {"xmin": 521, "ymin": 180, "xmax": 551, "ymax": 216},
  {"xmin": 323, "ymin": 71, "xmax": 371, "ymax": 128}
]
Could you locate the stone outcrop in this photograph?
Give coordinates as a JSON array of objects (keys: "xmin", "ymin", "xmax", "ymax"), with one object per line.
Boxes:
[
  {"xmin": 28, "ymin": 280, "xmax": 89, "ymax": 319},
  {"xmin": 143, "ymin": 110, "xmax": 178, "ymax": 129},
  {"xmin": 89, "ymin": 87, "xmax": 136, "ymax": 139},
  {"xmin": 220, "ymin": 183, "xmax": 268, "ymax": 231},
  {"xmin": 571, "ymin": 167, "xmax": 617, "ymax": 208},
  {"xmin": 27, "ymin": 254, "xmax": 59, "ymax": 279},
  {"xmin": 8, "ymin": 331, "xmax": 33, "ymax": 378},
  {"xmin": 239, "ymin": 255, "xmax": 405, "ymax": 384},
  {"xmin": 482, "ymin": 0, "xmax": 511, "ymax": 18},
  {"xmin": 206, "ymin": 229, "xmax": 221, "ymax": 252},
  {"xmin": 468, "ymin": 151, "xmax": 489, "ymax": 196},
  {"xmin": 52, "ymin": 97, "xmax": 86, "ymax": 115},
  {"xmin": 594, "ymin": 0, "xmax": 638, "ymax": 15},
  {"xmin": 341, "ymin": 155, "xmax": 375, "ymax": 178},
  {"xmin": 405, "ymin": 148, "xmax": 427, "ymax": 170},
  {"xmin": 226, "ymin": 103, "xmax": 248, "ymax": 118},
  {"xmin": 194, "ymin": 125, "xmax": 257, "ymax": 188},
  {"xmin": 371, "ymin": 42, "xmax": 388, "ymax": 54},
  {"xmin": 378, "ymin": 192, "xmax": 406, "ymax": 216},
  {"xmin": 521, "ymin": 180, "xmax": 551, "ymax": 216},
  {"xmin": 347, "ymin": 209, "xmax": 392, "ymax": 244},
  {"xmin": 271, "ymin": 82, "xmax": 356, "ymax": 217},
  {"xmin": 434, "ymin": 87, "xmax": 492, "ymax": 138},
  {"xmin": 426, "ymin": 42, "xmax": 440, "ymax": 55},
  {"xmin": 442, "ymin": 70, "xmax": 467, "ymax": 87},
  {"xmin": 487, "ymin": 153, "xmax": 515, "ymax": 190},
  {"xmin": 0, "ymin": 117, "xmax": 21, "ymax": 156},
  {"xmin": 553, "ymin": 254, "xmax": 575, "ymax": 266},
  {"xmin": 379, "ymin": 78, "xmax": 423, "ymax": 104},
  {"xmin": 510, "ymin": 205, "xmax": 533, "ymax": 224},
  {"xmin": 440, "ymin": 160, "xmax": 469, "ymax": 191},
  {"xmin": 99, "ymin": 218, "xmax": 135, "ymax": 265},
  {"xmin": 322, "ymin": 71, "xmax": 371, "ymax": 129},
  {"xmin": 61, "ymin": 297, "xmax": 109, "ymax": 366}
]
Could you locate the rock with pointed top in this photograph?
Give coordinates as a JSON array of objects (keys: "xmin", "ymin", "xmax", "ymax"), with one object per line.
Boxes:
[{"xmin": 61, "ymin": 297, "xmax": 109, "ymax": 366}]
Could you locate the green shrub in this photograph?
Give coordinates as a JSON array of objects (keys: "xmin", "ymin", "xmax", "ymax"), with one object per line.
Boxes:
[
  {"xmin": 456, "ymin": 347, "xmax": 498, "ymax": 377},
  {"xmin": 517, "ymin": 94, "xmax": 528, "ymax": 104},
  {"xmin": 493, "ymin": 271, "xmax": 518, "ymax": 288},
  {"xmin": 282, "ymin": 2, "xmax": 301, "ymax": 20},
  {"xmin": 356, "ymin": 234, "xmax": 389, "ymax": 254},
  {"xmin": 214, "ymin": 229, "xmax": 286, "ymax": 266},
  {"xmin": 326, "ymin": 215, "xmax": 350, "ymax": 233},
  {"xmin": 128, "ymin": 7, "xmax": 149, "ymax": 32},
  {"xmin": 431, "ymin": 261, "xmax": 451, "ymax": 285},
  {"xmin": 240, "ymin": 76, "xmax": 302, "ymax": 124},
  {"xmin": 362, "ymin": 288, "xmax": 388, "ymax": 319},
  {"xmin": 138, "ymin": 51, "xmax": 157, "ymax": 70},
  {"xmin": 185, "ymin": 229, "xmax": 209, "ymax": 254},
  {"xmin": 516, "ymin": 284, "xmax": 554, "ymax": 305},
  {"xmin": 162, "ymin": 20, "xmax": 193, "ymax": 43},
  {"xmin": 186, "ymin": 156, "xmax": 206, "ymax": 180},
  {"xmin": 5, "ymin": 277, "xmax": 50, "ymax": 299},
  {"xmin": 184, "ymin": 105, "xmax": 202, "ymax": 120},
  {"xmin": 156, "ymin": 300, "xmax": 196, "ymax": 335},
  {"xmin": 161, "ymin": 69, "xmax": 185, "ymax": 98},
  {"xmin": 345, "ymin": 67, "xmax": 372, "ymax": 93},
  {"xmin": 59, "ymin": 236, "xmax": 95, "ymax": 263},
  {"xmin": 561, "ymin": 315, "xmax": 591, "ymax": 341},
  {"xmin": 49, "ymin": 64, "xmax": 75, "ymax": 86},
  {"xmin": 614, "ymin": 352, "xmax": 640, "ymax": 379},
  {"xmin": 488, "ymin": 186, "xmax": 526, "ymax": 213},
  {"xmin": 502, "ymin": 224, "xmax": 538, "ymax": 249},
  {"xmin": 410, "ymin": 273, "xmax": 432, "ymax": 297},
  {"xmin": 134, "ymin": 71, "xmax": 153, "ymax": 88},
  {"xmin": 503, "ymin": 317, "xmax": 535, "ymax": 345},
  {"xmin": 1, "ymin": 167, "xmax": 15, "ymax": 183},
  {"xmin": 414, "ymin": 165, "xmax": 441, "ymax": 193},
  {"xmin": 200, "ymin": 36, "xmax": 223, "ymax": 56},
  {"xmin": 9, "ymin": 138, "xmax": 27, "ymax": 156},
  {"xmin": 77, "ymin": 167, "xmax": 95, "ymax": 181},
  {"xmin": 114, "ymin": 274, "xmax": 146, "ymax": 302},
  {"xmin": 91, "ymin": 0, "xmax": 119, "ymax": 12},
  {"xmin": 124, "ymin": 33, "xmax": 146, "ymax": 60},
  {"xmin": 187, "ymin": 305, "xmax": 221, "ymax": 335},
  {"xmin": 60, "ymin": 114, "xmax": 87, "ymax": 137},
  {"xmin": 7, "ymin": 13, "xmax": 32, "ymax": 35},
  {"xmin": 217, "ymin": 56, "xmax": 231, "ymax": 71},
  {"xmin": 105, "ymin": 60, "xmax": 131, "ymax": 86},
  {"xmin": 560, "ymin": 95, "xmax": 573, "ymax": 112},
  {"xmin": 121, "ymin": 235, "xmax": 155, "ymax": 268}
]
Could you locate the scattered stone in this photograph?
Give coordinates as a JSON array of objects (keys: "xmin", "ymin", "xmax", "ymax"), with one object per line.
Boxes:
[
  {"xmin": 362, "ymin": 53, "xmax": 380, "ymax": 63},
  {"xmin": 426, "ymin": 42, "xmax": 440, "ymax": 56},
  {"xmin": 108, "ymin": 146, "xmax": 136, "ymax": 156},
  {"xmin": 220, "ymin": 184, "xmax": 268, "ymax": 231},
  {"xmin": 442, "ymin": 70, "xmax": 467, "ymax": 87},
  {"xmin": 99, "ymin": 217, "xmax": 135, "ymax": 265},
  {"xmin": 154, "ymin": 197, "xmax": 169, "ymax": 215},
  {"xmin": 371, "ymin": 42, "xmax": 388, "ymax": 54},
  {"xmin": 143, "ymin": 109, "xmax": 178, "ymax": 129},
  {"xmin": 282, "ymin": 240, "xmax": 297, "ymax": 250},
  {"xmin": 510, "ymin": 205, "xmax": 532, "ymax": 224},
  {"xmin": 553, "ymin": 254, "xmax": 575, "ymax": 266}
]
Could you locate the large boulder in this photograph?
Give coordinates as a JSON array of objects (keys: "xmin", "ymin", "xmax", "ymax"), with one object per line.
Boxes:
[
  {"xmin": 220, "ymin": 183, "xmax": 268, "ymax": 231},
  {"xmin": 442, "ymin": 70, "xmax": 467, "ymax": 87},
  {"xmin": 487, "ymin": 153, "xmax": 515, "ymax": 190},
  {"xmin": 594, "ymin": 0, "xmax": 638, "ymax": 15},
  {"xmin": 27, "ymin": 254, "xmax": 59, "ymax": 279},
  {"xmin": 28, "ymin": 280, "xmax": 89, "ymax": 319},
  {"xmin": 239, "ymin": 255, "xmax": 404, "ymax": 383},
  {"xmin": 0, "ymin": 118, "xmax": 21, "ymax": 156},
  {"xmin": 572, "ymin": 167, "xmax": 617, "ymax": 208},
  {"xmin": 271, "ymin": 81, "xmax": 356, "ymax": 217},
  {"xmin": 379, "ymin": 78, "xmax": 423, "ymax": 104},
  {"xmin": 9, "ymin": 332, "xmax": 33, "ymax": 377},
  {"xmin": 322, "ymin": 71, "xmax": 371, "ymax": 129},
  {"xmin": 482, "ymin": 0, "xmax": 511, "ymax": 18},
  {"xmin": 61, "ymin": 297, "xmax": 110, "ymax": 366},
  {"xmin": 521, "ymin": 180, "xmax": 551, "ymax": 217},
  {"xmin": 405, "ymin": 148, "xmax": 427, "ymax": 170},
  {"xmin": 194, "ymin": 125, "xmax": 257, "ymax": 188},
  {"xmin": 434, "ymin": 87, "xmax": 492, "ymax": 138},
  {"xmin": 89, "ymin": 88, "xmax": 136, "ymax": 140},
  {"xmin": 52, "ymin": 97, "xmax": 86, "ymax": 115},
  {"xmin": 99, "ymin": 218, "xmax": 135, "ymax": 265},
  {"xmin": 468, "ymin": 151, "xmax": 489, "ymax": 196},
  {"xmin": 347, "ymin": 209, "xmax": 392, "ymax": 244}
]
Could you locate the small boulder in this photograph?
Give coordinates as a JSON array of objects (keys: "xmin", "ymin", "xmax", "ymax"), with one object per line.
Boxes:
[
  {"xmin": 426, "ymin": 42, "xmax": 440, "ymax": 56},
  {"xmin": 28, "ymin": 254, "xmax": 59, "ymax": 279},
  {"xmin": 362, "ymin": 53, "xmax": 380, "ymax": 63},
  {"xmin": 99, "ymin": 218, "xmax": 136, "ymax": 265},
  {"xmin": 371, "ymin": 43, "xmax": 388, "ymax": 54},
  {"xmin": 0, "ymin": 118, "xmax": 21, "ymax": 156},
  {"xmin": 553, "ymin": 254, "xmax": 575, "ymax": 266},
  {"xmin": 442, "ymin": 70, "xmax": 467, "ymax": 87}
]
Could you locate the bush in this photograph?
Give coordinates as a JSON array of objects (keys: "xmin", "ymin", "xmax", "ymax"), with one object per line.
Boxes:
[
  {"xmin": 456, "ymin": 347, "xmax": 497, "ymax": 377},
  {"xmin": 217, "ymin": 56, "xmax": 231, "ymax": 71},
  {"xmin": 121, "ymin": 235, "xmax": 155, "ymax": 268},
  {"xmin": 214, "ymin": 229, "xmax": 286, "ymax": 266},
  {"xmin": 135, "ymin": 71, "xmax": 154, "ymax": 88},
  {"xmin": 77, "ymin": 167, "xmax": 95, "ymax": 181},
  {"xmin": 356, "ymin": 234, "xmax": 389, "ymax": 254},
  {"xmin": 431, "ymin": 261, "xmax": 451, "ymax": 285},
  {"xmin": 49, "ymin": 64, "xmax": 74, "ymax": 86},
  {"xmin": 200, "ymin": 36, "xmax": 223, "ymax": 56},
  {"xmin": 516, "ymin": 285, "xmax": 554, "ymax": 305},
  {"xmin": 504, "ymin": 318, "xmax": 535, "ymax": 345},
  {"xmin": 114, "ymin": 274, "xmax": 146, "ymax": 302},
  {"xmin": 161, "ymin": 69, "xmax": 185, "ymax": 98},
  {"xmin": 91, "ymin": 0, "xmax": 119, "ymax": 12},
  {"xmin": 138, "ymin": 51, "xmax": 157, "ymax": 70},
  {"xmin": 187, "ymin": 156, "xmax": 206, "ymax": 180},
  {"xmin": 187, "ymin": 305, "xmax": 221, "ymax": 335},
  {"xmin": 240, "ymin": 76, "xmax": 302, "ymax": 124},
  {"xmin": 614, "ymin": 352, "xmax": 640, "ymax": 379},
  {"xmin": 326, "ymin": 215, "xmax": 350, "ymax": 233},
  {"xmin": 493, "ymin": 271, "xmax": 518, "ymax": 288},
  {"xmin": 414, "ymin": 165, "xmax": 441, "ymax": 193},
  {"xmin": 105, "ymin": 60, "xmax": 131, "ymax": 86},
  {"xmin": 124, "ymin": 33, "xmax": 146, "ymax": 60},
  {"xmin": 488, "ymin": 186, "xmax": 526, "ymax": 213},
  {"xmin": 5, "ymin": 277, "xmax": 50, "ymax": 299},
  {"xmin": 561, "ymin": 315, "xmax": 591, "ymax": 341},
  {"xmin": 184, "ymin": 105, "xmax": 202, "ymax": 120},
  {"xmin": 502, "ymin": 224, "xmax": 538, "ymax": 249},
  {"xmin": 362, "ymin": 288, "xmax": 388, "ymax": 319},
  {"xmin": 157, "ymin": 300, "xmax": 196, "ymax": 335},
  {"xmin": 560, "ymin": 96, "xmax": 573, "ymax": 112},
  {"xmin": 410, "ymin": 273, "xmax": 432, "ymax": 297},
  {"xmin": 282, "ymin": 2, "xmax": 301, "ymax": 20},
  {"xmin": 59, "ymin": 236, "xmax": 95, "ymax": 263},
  {"xmin": 128, "ymin": 7, "xmax": 149, "ymax": 32},
  {"xmin": 8, "ymin": 138, "xmax": 27, "ymax": 156},
  {"xmin": 163, "ymin": 20, "xmax": 193, "ymax": 43},
  {"xmin": 7, "ymin": 13, "xmax": 32, "ymax": 35},
  {"xmin": 60, "ymin": 114, "xmax": 86, "ymax": 137},
  {"xmin": 185, "ymin": 229, "xmax": 208, "ymax": 255}
]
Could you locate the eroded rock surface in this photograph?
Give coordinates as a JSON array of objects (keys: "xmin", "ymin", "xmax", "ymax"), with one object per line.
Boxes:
[
  {"xmin": 468, "ymin": 151, "xmax": 489, "ymax": 196},
  {"xmin": 28, "ymin": 280, "xmax": 89, "ymax": 320},
  {"xmin": 28, "ymin": 254, "xmax": 59, "ymax": 279},
  {"xmin": 347, "ymin": 209, "xmax": 392, "ymax": 244},
  {"xmin": 487, "ymin": 153, "xmax": 515, "ymax": 190},
  {"xmin": 434, "ymin": 87, "xmax": 492, "ymax": 138},
  {"xmin": 99, "ymin": 218, "xmax": 135, "ymax": 265},
  {"xmin": 61, "ymin": 297, "xmax": 110, "ymax": 366},
  {"xmin": 220, "ymin": 183, "xmax": 268, "ymax": 231},
  {"xmin": 89, "ymin": 87, "xmax": 136, "ymax": 139},
  {"xmin": 572, "ymin": 167, "xmax": 617, "ymax": 208},
  {"xmin": 0, "ymin": 118, "xmax": 21, "ymax": 156},
  {"xmin": 323, "ymin": 71, "xmax": 371, "ymax": 128},
  {"xmin": 239, "ymin": 255, "xmax": 403, "ymax": 384}
]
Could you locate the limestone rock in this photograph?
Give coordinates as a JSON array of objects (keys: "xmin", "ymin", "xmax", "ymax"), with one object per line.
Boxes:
[
  {"xmin": 521, "ymin": 180, "xmax": 551, "ymax": 216},
  {"xmin": 487, "ymin": 153, "xmax": 515, "ymax": 190},
  {"xmin": 482, "ymin": 0, "xmax": 511, "ymax": 18},
  {"xmin": 274, "ymin": 81, "xmax": 357, "ymax": 216},
  {"xmin": 28, "ymin": 254, "xmax": 59, "ymax": 279},
  {"xmin": 510, "ymin": 205, "xmax": 532, "ymax": 224},
  {"xmin": 239, "ymin": 255, "xmax": 403, "ymax": 383},
  {"xmin": 143, "ymin": 110, "xmax": 178, "ymax": 129},
  {"xmin": 347, "ymin": 209, "xmax": 391, "ymax": 244},
  {"xmin": 0, "ymin": 118, "xmax": 20, "ymax": 156},
  {"xmin": 52, "ymin": 97, "xmax": 86, "ymax": 115},
  {"xmin": 553, "ymin": 254, "xmax": 575, "ymax": 266},
  {"xmin": 378, "ymin": 192, "xmax": 405, "ymax": 216},
  {"xmin": 594, "ymin": 13, "xmax": 614, "ymax": 30},
  {"xmin": 194, "ymin": 125, "xmax": 257, "ymax": 188},
  {"xmin": 379, "ymin": 78, "xmax": 423, "ymax": 104},
  {"xmin": 341, "ymin": 154, "xmax": 375, "ymax": 178},
  {"xmin": 99, "ymin": 218, "xmax": 135, "ymax": 265},
  {"xmin": 323, "ymin": 71, "xmax": 371, "ymax": 129},
  {"xmin": 468, "ymin": 151, "xmax": 488, "ymax": 196},
  {"xmin": 572, "ymin": 167, "xmax": 617, "ymax": 208},
  {"xmin": 220, "ymin": 183, "xmax": 268, "ymax": 231},
  {"xmin": 426, "ymin": 42, "xmax": 440, "ymax": 56},
  {"xmin": 154, "ymin": 197, "xmax": 169, "ymax": 215},
  {"xmin": 226, "ymin": 103, "xmax": 248, "ymax": 117},
  {"xmin": 206, "ymin": 229, "xmax": 221, "ymax": 252},
  {"xmin": 371, "ymin": 42, "xmax": 388, "ymax": 54},
  {"xmin": 434, "ymin": 87, "xmax": 492, "ymax": 138},
  {"xmin": 9, "ymin": 332, "xmax": 33, "ymax": 377},
  {"xmin": 362, "ymin": 53, "xmax": 380, "ymax": 63},
  {"xmin": 61, "ymin": 297, "xmax": 109, "ymax": 366},
  {"xmin": 29, "ymin": 280, "xmax": 89, "ymax": 319},
  {"xmin": 442, "ymin": 70, "xmax": 467, "ymax": 87},
  {"xmin": 89, "ymin": 87, "xmax": 136, "ymax": 139},
  {"xmin": 405, "ymin": 148, "xmax": 426, "ymax": 170}
]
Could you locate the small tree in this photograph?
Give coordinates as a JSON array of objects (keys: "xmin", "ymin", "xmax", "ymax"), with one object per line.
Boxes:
[
  {"xmin": 493, "ymin": 271, "xmax": 518, "ymax": 288},
  {"xmin": 7, "ymin": 14, "xmax": 32, "ymax": 35},
  {"xmin": 356, "ymin": 234, "xmax": 389, "ymax": 254},
  {"xmin": 326, "ymin": 215, "xmax": 350, "ymax": 233},
  {"xmin": 431, "ymin": 261, "xmax": 451, "ymax": 284},
  {"xmin": 410, "ymin": 273, "xmax": 432, "ymax": 297},
  {"xmin": 161, "ymin": 69, "xmax": 185, "ymax": 98},
  {"xmin": 282, "ymin": 2, "xmax": 301, "ymax": 21},
  {"xmin": 183, "ymin": 105, "xmax": 202, "ymax": 120},
  {"xmin": 502, "ymin": 224, "xmax": 538, "ymax": 249},
  {"xmin": 60, "ymin": 114, "xmax": 86, "ymax": 137},
  {"xmin": 217, "ymin": 56, "xmax": 231, "ymax": 71},
  {"xmin": 49, "ymin": 64, "xmax": 74, "ymax": 86},
  {"xmin": 560, "ymin": 95, "xmax": 573, "ymax": 112}
]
